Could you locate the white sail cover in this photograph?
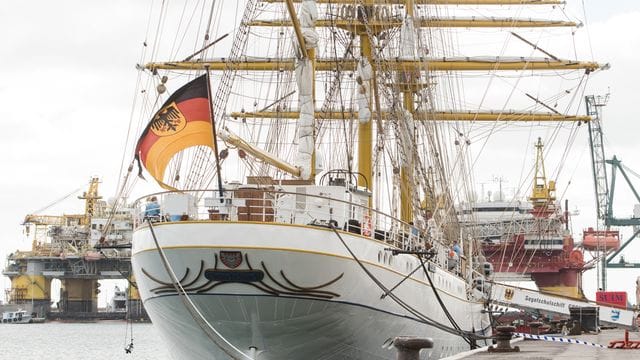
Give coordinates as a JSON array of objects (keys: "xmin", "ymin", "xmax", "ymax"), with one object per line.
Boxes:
[
  {"xmin": 356, "ymin": 58, "xmax": 373, "ymax": 124},
  {"xmin": 400, "ymin": 17, "xmax": 417, "ymax": 59},
  {"xmin": 295, "ymin": 0, "xmax": 318, "ymax": 180},
  {"xmin": 300, "ymin": 0, "xmax": 319, "ymax": 48},
  {"xmin": 398, "ymin": 109, "xmax": 415, "ymax": 169}
]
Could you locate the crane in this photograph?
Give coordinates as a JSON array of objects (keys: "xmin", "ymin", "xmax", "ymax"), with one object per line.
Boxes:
[
  {"xmin": 586, "ymin": 95, "xmax": 640, "ymax": 291},
  {"xmin": 77, "ymin": 176, "xmax": 103, "ymax": 225},
  {"xmin": 21, "ymin": 177, "xmax": 103, "ymax": 255},
  {"xmin": 529, "ymin": 137, "xmax": 557, "ymax": 216}
]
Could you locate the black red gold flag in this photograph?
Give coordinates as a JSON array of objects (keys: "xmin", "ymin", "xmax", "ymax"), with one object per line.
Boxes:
[{"xmin": 134, "ymin": 75, "xmax": 212, "ymax": 189}]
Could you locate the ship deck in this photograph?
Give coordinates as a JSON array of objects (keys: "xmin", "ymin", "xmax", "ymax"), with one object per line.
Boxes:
[{"xmin": 447, "ymin": 329, "xmax": 638, "ymax": 360}]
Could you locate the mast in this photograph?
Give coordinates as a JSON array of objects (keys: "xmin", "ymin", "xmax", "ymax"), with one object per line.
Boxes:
[
  {"xmin": 354, "ymin": 0, "xmax": 375, "ymax": 195},
  {"xmin": 400, "ymin": 0, "xmax": 416, "ymax": 223},
  {"xmin": 140, "ymin": 0, "xmax": 603, "ymax": 228}
]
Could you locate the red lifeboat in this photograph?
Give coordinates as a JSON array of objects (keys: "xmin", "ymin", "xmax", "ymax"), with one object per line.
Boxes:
[{"xmin": 582, "ymin": 228, "xmax": 620, "ymax": 251}]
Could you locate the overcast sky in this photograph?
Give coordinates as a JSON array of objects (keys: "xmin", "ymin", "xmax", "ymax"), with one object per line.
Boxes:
[{"xmin": 1, "ymin": 1, "xmax": 640, "ymax": 304}]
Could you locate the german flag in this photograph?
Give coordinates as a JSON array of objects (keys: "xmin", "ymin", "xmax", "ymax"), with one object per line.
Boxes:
[{"xmin": 135, "ymin": 75, "xmax": 212, "ymax": 189}]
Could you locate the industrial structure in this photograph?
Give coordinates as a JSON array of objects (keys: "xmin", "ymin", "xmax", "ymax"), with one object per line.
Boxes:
[
  {"xmin": 585, "ymin": 95, "xmax": 640, "ymax": 289},
  {"xmin": 2, "ymin": 177, "xmax": 145, "ymax": 320},
  {"xmin": 465, "ymin": 138, "xmax": 590, "ymax": 299},
  {"xmin": 464, "ymin": 94, "xmax": 640, "ymax": 300}
]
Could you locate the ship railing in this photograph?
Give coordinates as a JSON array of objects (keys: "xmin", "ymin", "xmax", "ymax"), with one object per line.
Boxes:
[{"xmin": 133, "ymin": 188, "xmax": 441, "ymax": 253}]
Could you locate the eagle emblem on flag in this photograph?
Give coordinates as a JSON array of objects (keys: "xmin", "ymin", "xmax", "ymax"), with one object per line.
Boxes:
[
  {"xmin": 150, "ymin": 102, "xmax": 187, "ymax": 136},
  {"xmin": 133, "ymin": 74, "xmax": 213, "ymax": 190}
]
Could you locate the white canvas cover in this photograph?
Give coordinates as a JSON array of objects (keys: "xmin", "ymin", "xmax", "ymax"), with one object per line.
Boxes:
[{"xmin": 356, "ymin": 58, "xmax": 373, "ymax": 124}]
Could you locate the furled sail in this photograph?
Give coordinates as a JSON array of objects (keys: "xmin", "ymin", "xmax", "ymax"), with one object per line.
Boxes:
[
  {"xmin": 400, "ymin": 16, "xmax": 417, "ymax": 59},
  {"xmin": 356, "ymin": 58, "xmax": 373, "ymax": 124},
  {"xmin": 294, "ymin": 0, "xmax": 318, "ymax": 180},
  {"xmin": 134, "ymin": 75, "xmax": 213, "ymax": 190}
]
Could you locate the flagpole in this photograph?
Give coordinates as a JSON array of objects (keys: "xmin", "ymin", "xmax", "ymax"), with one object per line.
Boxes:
[{"xmin": 205, "ymin": 67, "xmax": 225, "ymax": 201}]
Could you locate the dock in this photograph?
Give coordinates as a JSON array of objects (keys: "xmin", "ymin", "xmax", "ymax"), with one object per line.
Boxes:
[{"xmin": 451, "ymin": 329, "xmax": 639, "ymax": 360}]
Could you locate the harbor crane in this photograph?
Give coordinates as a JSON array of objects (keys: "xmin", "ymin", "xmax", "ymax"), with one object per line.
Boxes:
[{"xmin": 586, "ymin": 95, "xmax": 640, "ymax": 290}]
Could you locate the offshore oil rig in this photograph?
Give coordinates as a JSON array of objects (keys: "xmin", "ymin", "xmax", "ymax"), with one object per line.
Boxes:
[
  {"xmin": 2, "ymin": 177, "xmax": 145, "ymax": 320},
  {"xmin": 471, "ymin": 138, "xmax": 594, "ymax": 299}
]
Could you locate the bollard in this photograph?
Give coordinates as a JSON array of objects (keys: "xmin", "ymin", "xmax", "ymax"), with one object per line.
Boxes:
[
  {"xmin": 568, "ymin": 320, "xmax": 583, "ymax": 336},
  {"xmin": 488, "ymin": 325, "xmax": 520, "ymax": 353},
  {"xmin": 529, "ymin": 322, "xmax": 543, "ymax": 336},
  {"xmin": 393, "ymin": 337, "xmax": 434, "ymax": 360}
]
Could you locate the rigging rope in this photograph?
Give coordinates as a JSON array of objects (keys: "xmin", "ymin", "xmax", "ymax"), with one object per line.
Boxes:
[
  {"xmin": 146, "ymin": 220, "xmax": 252, "ymax": 360},
  {"xmin": 28, "ymin": 186, "xmax": 84, "ymax": 215},
  {"xmin": 328, "ymin": 224, "xmax": 492, "ymax": 342},
  {"xmin": 418, "ymin": 257, "xmax": 474, "ymax": 347}
]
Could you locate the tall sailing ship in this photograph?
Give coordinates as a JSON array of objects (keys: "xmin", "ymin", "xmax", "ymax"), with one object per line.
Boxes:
[{"xmin": 123, "ymin": 0, "xmax": 605, "ymax": 358}]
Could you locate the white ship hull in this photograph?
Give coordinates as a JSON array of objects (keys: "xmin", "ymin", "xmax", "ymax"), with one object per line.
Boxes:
[{"xmin": 132, "ymin": 221, "xmax": 490, "ymax": 359}]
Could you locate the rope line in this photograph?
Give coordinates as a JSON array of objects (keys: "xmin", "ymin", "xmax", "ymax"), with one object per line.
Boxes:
[
  {"xmin": 514, "ymin": 333, "xmax": 606, "ymax": 348},
  {"xmin": 328, "ymin": 224, "xmax": 492, "ymax": 341},
  {"xmin": 146, "ymin": 220, "xmax": 252, "ymax": 360}
]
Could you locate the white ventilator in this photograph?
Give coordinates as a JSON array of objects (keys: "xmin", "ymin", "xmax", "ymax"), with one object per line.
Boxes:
[{"xmin": 295, "ymin": 0, "xmax": 318, "ymax": 180}]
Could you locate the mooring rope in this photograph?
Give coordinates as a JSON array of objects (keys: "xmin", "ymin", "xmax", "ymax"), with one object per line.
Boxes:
[{"xmin": 514, "ymin": 333, "xmax": 606, "ymax": 348}]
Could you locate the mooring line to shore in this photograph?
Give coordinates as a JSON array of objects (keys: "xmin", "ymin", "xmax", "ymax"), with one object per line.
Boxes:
[{"xmin": 513, "ymin": 333, "xmax": 606, "ymax": 348}]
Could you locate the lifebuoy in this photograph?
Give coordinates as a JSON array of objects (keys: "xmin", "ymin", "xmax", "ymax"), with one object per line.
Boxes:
[{"xmin": 363, "ymin": 215, "xmax": 372, "ymax": 237}]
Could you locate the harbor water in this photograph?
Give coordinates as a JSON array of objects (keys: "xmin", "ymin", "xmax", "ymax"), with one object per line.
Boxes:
[{"xmin": 0, "ymin": 322, "xmax": 171, "ymax": 359}]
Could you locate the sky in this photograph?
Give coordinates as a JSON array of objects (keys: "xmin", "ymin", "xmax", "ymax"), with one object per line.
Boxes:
[{"xmin": 1, "ymin": 1, "xmax": 640, "ymax": 306}]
